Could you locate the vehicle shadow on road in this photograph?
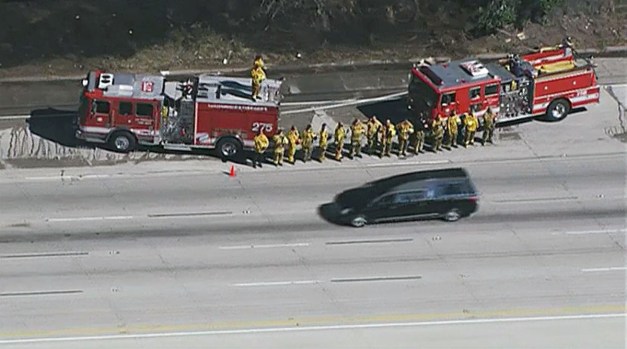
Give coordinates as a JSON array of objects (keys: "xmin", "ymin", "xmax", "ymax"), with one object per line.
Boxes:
[
  {"xmin": 27, "ymin": 108, "xmax": 88, "ymax": 148},
  {"xmin": 26, "ymin": 107, "xmax": 256, "ymax": 167},
  {"xmin": 357, "ymin": 97, "xmax": 413, "ymax": 124}
]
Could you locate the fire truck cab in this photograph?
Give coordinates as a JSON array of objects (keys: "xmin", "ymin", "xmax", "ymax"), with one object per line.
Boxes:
[
  {"xmin": 408, "ymin": 43, "xmax": 599, "ymax": 125},
  {"xmin": 76, "ymin": 70, "xmax": 283, "ymax": 158}
]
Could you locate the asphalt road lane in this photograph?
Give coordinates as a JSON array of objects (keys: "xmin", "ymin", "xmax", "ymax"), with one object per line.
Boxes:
[
  {"xmin": 0, "ymin": 152, "xmax": 625, "ymax": 347},
  {"xmin": 1, "ymin": 316, "xmax": 623, "ymax": 349},
  {"xmin": 0, "ymin": 61, "xmax": 625, "ymax": 347}
]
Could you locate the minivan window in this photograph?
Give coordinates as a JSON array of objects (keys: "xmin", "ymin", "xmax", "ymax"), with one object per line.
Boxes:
[
  {"xmin": 373, "ymin": 194, "xmax": 396, "ymax": 207},
  {"xmin": 395, "ymin": 191, "xmax": 426, "ymax": 204},
  {"xmin": 441, "ymin": 183, "xmax": 468, "ymax": 196}
]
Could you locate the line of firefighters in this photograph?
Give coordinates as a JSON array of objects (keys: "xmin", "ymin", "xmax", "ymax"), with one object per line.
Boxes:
[{"xmin": 251, "ymin": 109, "xmax": 497, "ymax": 168}]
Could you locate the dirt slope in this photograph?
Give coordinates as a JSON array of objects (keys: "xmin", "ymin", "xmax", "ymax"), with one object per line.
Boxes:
[{"xmin": 0, "ymin": 0, "xmax": 624, "ymax": 78}]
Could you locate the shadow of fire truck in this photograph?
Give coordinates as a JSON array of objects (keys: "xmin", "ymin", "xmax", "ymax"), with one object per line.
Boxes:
[{"xmin": 26, "ymin": 108, "xmax": 254, "ymax": 165}]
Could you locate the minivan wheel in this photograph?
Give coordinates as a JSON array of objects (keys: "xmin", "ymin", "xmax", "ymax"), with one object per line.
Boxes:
[
  {"xmin": 443, "ymin": 208, "xmax": 462, "ymax": 222},
  {"xmin": 350, "ymin": 215, "xmax": 367, "ymax": 228}
]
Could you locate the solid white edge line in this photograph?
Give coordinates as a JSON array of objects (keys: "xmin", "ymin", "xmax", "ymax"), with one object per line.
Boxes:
[
  {"xmin": 365, "ymin": 159, "xmax": 450, "ymax": 168},
  {"xmin": 281, "ymin": 91, "xmax": 408, "ymax": 115},
  {"xmin": 232, "ymin": 280, "xmax": 320, "ymax": 287},
  {"xmin": 0, "ymin": 313, "xmax": 623, "ymax": 344},
  {"xmin": 565, "ymin": 229, "xmax": 627, "ymax": 235},
  {"xmin": 219, "ymin": 243, "xmax": 310, "ymax": 250},
  {"xmin": 581, "ymin": 266, "xmax": 627, "ymax": 272},
  {"xmin": 282, "ymin": 98, "xmax": 357, "ymax": 106}
]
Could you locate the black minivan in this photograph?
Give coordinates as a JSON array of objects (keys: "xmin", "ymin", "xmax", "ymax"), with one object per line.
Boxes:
[{"xmin": 332, "ymin": 168, "xmax": 479, "ymax": 227}]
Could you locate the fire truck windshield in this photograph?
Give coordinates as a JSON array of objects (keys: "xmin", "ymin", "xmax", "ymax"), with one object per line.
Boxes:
[{"xmin": 409, "ymin": 75, "xmax": 437, "ymax": 114}]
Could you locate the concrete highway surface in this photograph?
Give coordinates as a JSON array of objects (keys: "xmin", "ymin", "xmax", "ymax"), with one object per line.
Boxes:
[
  {"xmin": 1, "ymin": 132, "xmax": 626, "ymax": 347},
  {"xmin": 0, "ymin": 62, "xmax": 625, "ymax": 348}
]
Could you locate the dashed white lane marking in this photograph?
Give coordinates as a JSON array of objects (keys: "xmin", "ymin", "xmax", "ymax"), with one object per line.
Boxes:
[
  {"xmin": 581, "ymin": 266, "xmax": 627, "ymax": 272},
  {"xmin": 494, "ymin": 196, "xmax": 578, "ymax": 203},
  {"xmin": 232, "ymin": 280, "xmax": 320, "ymax": 287},
  {"xmin": 0, "ymin": 313, "xmax": 623, "ymax": 344},
  {"xmin": 219, "ymin": 243, "xmax": 310, "ymax": 250},
  {"xmin": 45, "ymin": 216, "xmax": 134, "ymax": 223},
  {"xmin": 564, "ymin": 228, "xmax": 627, "ymax": 235}
]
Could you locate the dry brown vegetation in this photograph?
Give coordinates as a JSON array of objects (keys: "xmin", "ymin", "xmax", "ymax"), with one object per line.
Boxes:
[{"xmin": 0, "ymin": 0, "xmax": 623, "ymax": 78}]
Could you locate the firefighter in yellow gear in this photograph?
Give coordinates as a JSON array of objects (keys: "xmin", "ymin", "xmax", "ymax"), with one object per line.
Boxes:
[
  {"xmin": 250, "ymin": 55, "xmax": 267, "ymax": 101},
  {"xmin": 286, "ymin": 126, "xmax": 300, "ymax": 164},
  {"xmin": 254, "ymin": 55, "xmax": 265, "ymax": 70},
  {"xmin": 366, "ymin": 115, "xmax": 383, "ymax": 156},
  {"xmin": 272, "ymin": 129, "xmax": 288, "ymax": 166},
  {"xmin": 463, "ymin": 112, "xmax": 478, "ymax": 147},
  {"xmin": 334, "ymin": 122, "xmax": 346, "ymax": 161},
  {"xmin": 318, "ymin": 123, "xmax": 329, "ymax": 161},
  {"xmin": 382, "ymin": 119, "xmax": 396, "ymax": 157},
  {"xmin": 349, "ymin": 118, "xmax": 365, "ymax": 158},
  {"xmin": 482, "ymin": 108, "xmax": 496, "ymax": 145},
  {"xmin": 431, "ymin": 117, "xmax": 445, "ymax": 152},
  {"xmin": 253, "ymin": 129, "xmax": 269, "ymax": 168},
  {"xmin": 445, "ymin": 112, "xmax": 460, "ymax": 149},
  {"xmin": 301, "ymin": 124, "xmax": 316, "ymax": 162},
  {"xmin": 396, "ymin": 119, "xmax": 414, "ymax": 156},
  {"xmin": 410, "ymin": 121, "xmax": 426, "ymax": 154}
]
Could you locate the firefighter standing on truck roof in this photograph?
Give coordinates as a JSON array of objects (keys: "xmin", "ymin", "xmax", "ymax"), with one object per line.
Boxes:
[
  {"xmin": 301, "ymin": 124, "xmax": 316, "ymax": 162},
  {"xmin": 445, "ymin": 111, "xmax": 459, "ymax": 149},
  {"xmin": 253, "ymin": 128, "xmax": 269, "ymax": 168},
  {"xmin": 272, "ymin": 129, "xmax": 287, "ymax": 166},
  {"xmin": 250, "ymin": 55, "xmax": 266, "ymax": 101},
  {"xmin": 382, "ymin": 119, "xmax": 396, "ymax": 157},
  {"xmin": 318, "ymin": 123, "xmax": 330, "ymax": 161},
  {"xmin": 482, "ymin": 107, "xmax": 496, "ymax": 145},
  {"xmin": 334, "ymin": 122, "xmax": 346, "ymax": 161},
  {"xmin": 366, "ymin": 116, "xmax": 382, "ymax": 156},
  {"xmin": 287, "ymin": 126, "xmax": 300, "ymax": 164},
  {"xmin": 349, "ymin": 118, "xmax": 365, "ymax": 159},
  {"xmin": 410, "ymin": 120, "xmax": 425, "ymax": 155},
  {"xmin": 463, "ymin": 112, "xmax": 478, "ymax": 147},
  {"xmin": 396, "ymin": 119, "xmax": 414, "ymax": 157}
]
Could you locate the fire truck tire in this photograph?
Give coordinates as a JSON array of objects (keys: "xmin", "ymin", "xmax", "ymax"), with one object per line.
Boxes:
[
  {"xmin": 216, "ymin": 137, "xmax": 242, "ymax": 158},
  {"xmin": 108, "ymin": 131, "xmax": 136, "ymax": 153},
  {"xmin": 544, "ymin": 99, "xmax": 571, "ymax": 122}
]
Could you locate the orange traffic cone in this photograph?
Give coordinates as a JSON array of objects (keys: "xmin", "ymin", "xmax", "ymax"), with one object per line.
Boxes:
[{"xmin": 229, "ymin": 165, "xmax": 236, "ymax": 177}]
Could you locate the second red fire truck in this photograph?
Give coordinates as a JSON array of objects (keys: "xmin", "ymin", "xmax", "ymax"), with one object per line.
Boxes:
[
  {"xmin": 76, "ymin": 70, "xmax": 283, "ymax": 158},
  {"xmin": 75, "ymin": 41, "xmax": 600, "ymax": 158},
  {"xmin": 407, "ymin": 41, "xmax": 600, "ymax": 125}
]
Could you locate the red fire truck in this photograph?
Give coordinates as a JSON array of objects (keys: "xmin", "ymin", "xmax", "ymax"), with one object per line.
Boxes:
[
  {"xmin": 407, "ymin": 42, "xmax": 600, "ymax": 125},
  {"xmin": 76, "ymin": 70, "xmax": 283, "ymax": 157}
]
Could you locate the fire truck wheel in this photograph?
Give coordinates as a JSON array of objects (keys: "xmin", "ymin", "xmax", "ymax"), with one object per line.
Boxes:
[
  {"xmin": 544, "ymin": 99, "xmax": 571, "ymax": 122},
  {"xmin": 216, "ymin": 138, "xmax": 242, "ymax": 158},
  {"xmin": 108, "ymin": 131, "xmax": 136, "ymax": 153}
]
